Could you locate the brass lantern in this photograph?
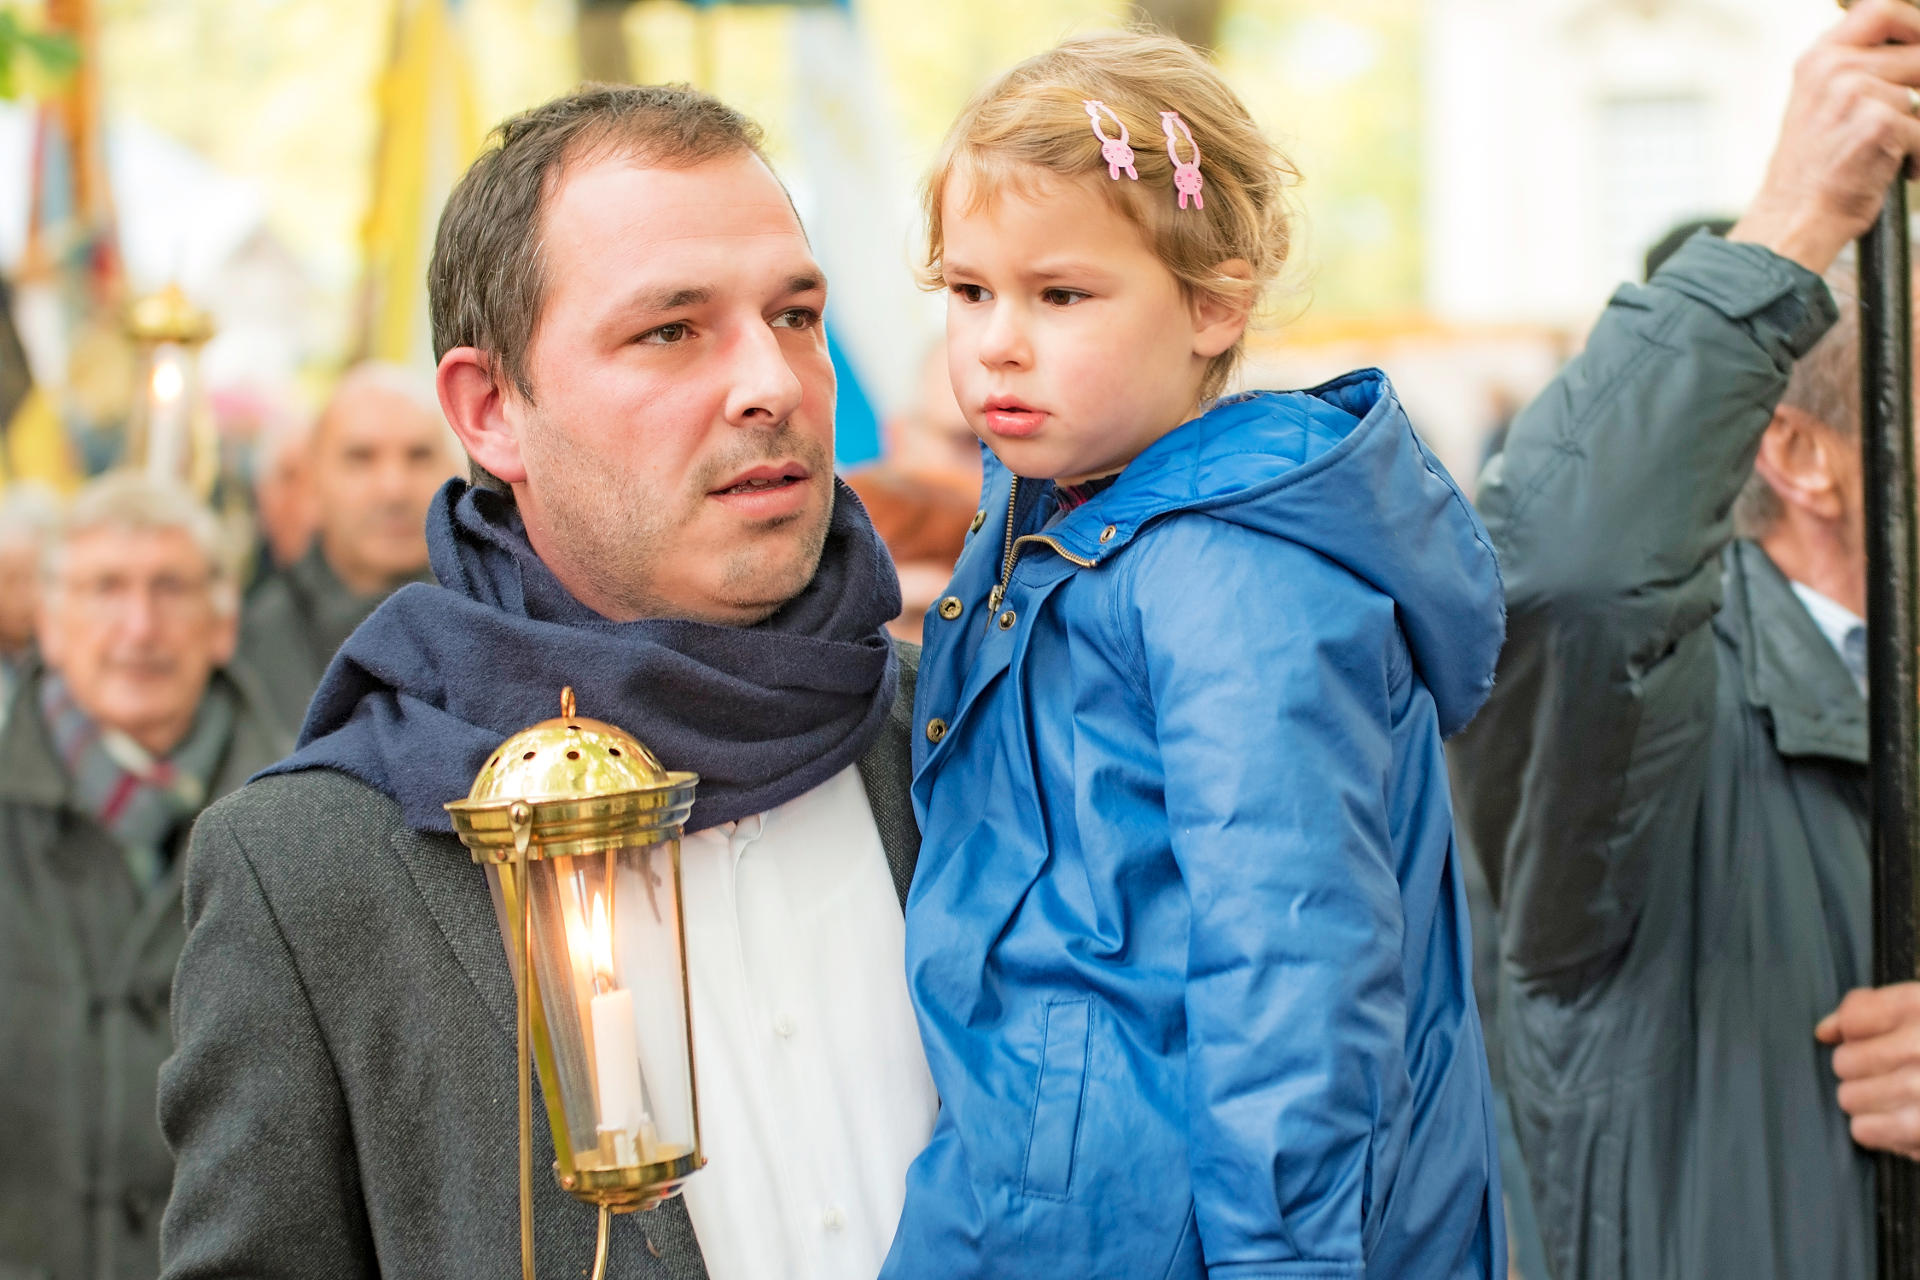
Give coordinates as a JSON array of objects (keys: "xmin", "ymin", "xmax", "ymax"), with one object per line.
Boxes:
[
  {"xmin": 123, "ymin": 283, "xmax": 218, "ymax": 499},
  {"xmin": 446, "ymin": 688, "xmax": 704, "ymax": 1280}
]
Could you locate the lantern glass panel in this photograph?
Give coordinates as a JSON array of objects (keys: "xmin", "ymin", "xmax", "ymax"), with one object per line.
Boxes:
[
  {"xmin": 488, "ymin": 838, "xmax": 696, "ymax": 1176},
  {"xmin": 127, "ymin": 340, "xmax": 216, "ymax": 496}
]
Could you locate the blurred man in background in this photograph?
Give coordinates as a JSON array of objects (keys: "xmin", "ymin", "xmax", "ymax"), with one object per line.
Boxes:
[
  {"xmin": 238, "ymin": 362, "xmax": 459, "ymax": 732},
  {"xmin": 0, "ymin": 473, "xmax": 287, "ymax": 1280},
  {"xmin": 246, "ymin": 411, "xmax": 317, "ymax": 580},
  {"xmin": 0, "ymin": 484, "xmax": 63, "ymax": 721},
  {"xmin": 1452, "ymin": 3, "xmax": 1920, "ymax": 1276},
  {"xmin": 848, "ymin": 344, "xmax": 981, "ymax": 641}
]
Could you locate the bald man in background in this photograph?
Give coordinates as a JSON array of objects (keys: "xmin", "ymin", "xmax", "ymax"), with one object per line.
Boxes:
[
  {"xmin": 237, "ymin": 363, "xmax": 460, "ymax": 733},
  {"xmin": 848, "ymin": 344, "xmax": 982, "ymax": 643}
]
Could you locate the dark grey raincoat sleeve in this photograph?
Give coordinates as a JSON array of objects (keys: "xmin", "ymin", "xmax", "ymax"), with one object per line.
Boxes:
[{"xmin": 1451, "ymin": 234, "xmax": 1836, "ymax": 991}]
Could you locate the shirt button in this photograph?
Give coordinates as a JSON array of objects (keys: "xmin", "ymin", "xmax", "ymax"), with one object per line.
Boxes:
[
  {"xmin": 1100, "ymin": 524, "xmax": 1117, "ymax": 543},
  {"xmin": 822, "ymin": 1207, "xmax": 846, "ymax": 1231},
  {"xmin": 969, "ymin": 509, "xmax": 986, "ymax": 534},
  {"xmin": 998, "ymin": 610, "xmax": 1016, "ymax": 630},
  {"xmin": 774, "ymin": 1014, "xmax": 797, "ymax": 1038},
  {"xmin": 926, "ymin": 718, "xmax": 948, "ymax": 743},
  {"xmin": 937, "ymin": 596, "xmax": 963, "ymax": 621}
]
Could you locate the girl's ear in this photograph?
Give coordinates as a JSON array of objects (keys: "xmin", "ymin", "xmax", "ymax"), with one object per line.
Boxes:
[{"xmin": 1191, "ymin": 259, "xmax": 1255, "ymax": 359}]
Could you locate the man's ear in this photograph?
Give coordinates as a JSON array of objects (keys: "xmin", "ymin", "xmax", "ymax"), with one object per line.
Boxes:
[
  {"xmin": 438, "ymin": 348, "xmax": 529, "ymax": 485},
  {"xmin": 1753, "ymin": 404, "xmax": 1848, "ymax": 521},
  {"xmin": 1190, "ymin": 259, "xmax": 1255, "ymax": 360}
]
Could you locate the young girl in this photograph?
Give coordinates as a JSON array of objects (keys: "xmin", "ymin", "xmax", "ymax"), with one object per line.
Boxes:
[{"xmin": 884, "ymin": 32, "xmax": 1506, "ymax": 1280}]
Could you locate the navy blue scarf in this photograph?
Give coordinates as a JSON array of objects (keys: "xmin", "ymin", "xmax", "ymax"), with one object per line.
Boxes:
[{"xmin": 259, "ymin": 479, "xmax": 901, "ymax": 835}]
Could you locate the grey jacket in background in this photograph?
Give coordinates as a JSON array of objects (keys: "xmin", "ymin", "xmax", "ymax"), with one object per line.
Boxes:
[
  {"xmin": 1449, "ymin": 234, "xmax": 1874, "ymax": 1280},
  {"xmin": 236, "ymin": 547, "xmax": 428, "ymax": 735},
  {"xmin": 157, "ymin": 647, "xmax": 920, "ymax": 1280},
  {"xmin": 0, "ymin": 667, "xmax": 289, "ymax": 1280}
]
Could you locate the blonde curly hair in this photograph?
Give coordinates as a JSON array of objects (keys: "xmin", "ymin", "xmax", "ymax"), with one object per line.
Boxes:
[{"xmin": 923, "ymin": 30, "xmax": 1299, "ymax": 402}]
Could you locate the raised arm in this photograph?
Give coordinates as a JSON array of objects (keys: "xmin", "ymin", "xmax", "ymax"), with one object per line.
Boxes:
[
  {"xmin": 1452, "ymin": 0, "xmax": 1920, "ymax": 989},
  {"xmin": 158, "ymin": 807, "xmax": 377, "ymax": 1278}
]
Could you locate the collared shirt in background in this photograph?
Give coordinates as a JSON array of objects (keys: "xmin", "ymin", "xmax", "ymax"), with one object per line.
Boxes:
[{"xmin": 1790, "ymin": 581, "xmax": 1867, "ymax": 693}]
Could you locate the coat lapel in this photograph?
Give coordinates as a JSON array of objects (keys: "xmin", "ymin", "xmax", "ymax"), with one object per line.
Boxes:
[
  {"xmin": 857, "ymin": 641, "xmax": 921, "ymax": 909},
  {"xmin": 1724, "ymin": 540, "xmax": 1868, "ymax": 765},
  {"xmin": 390, "ymin": 822, "xmax": 519, "ymax": 1043}
]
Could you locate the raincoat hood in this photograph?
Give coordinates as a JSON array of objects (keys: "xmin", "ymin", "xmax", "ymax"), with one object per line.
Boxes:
[{"xmin": 1058, "ymin": 369, "xmax": 1504, "ymax": 736}]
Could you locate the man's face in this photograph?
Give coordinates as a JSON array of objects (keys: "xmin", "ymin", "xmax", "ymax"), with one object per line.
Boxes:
[
  {"xmin": 0, "ymin": 539, "xmax": 39, "ymax": 654},
  {"xmin": 504, "ymin": 149, "xmax": 837, "ymax": 625},
  {"xmin": 38, "ymin": 526, "xmax": 236, "ymax": 755},
  {"xmin": 1838, "ymin": 426, "xmax": 1866, "ymax": 558},
  {"xmin": 312, "ymin": 387, "xmax": 455, "ymax": 593}
]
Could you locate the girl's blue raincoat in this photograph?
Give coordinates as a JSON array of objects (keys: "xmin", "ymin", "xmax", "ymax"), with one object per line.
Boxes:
[{"xmin": 883, "ymin": 372, "xmax": 1507, "ymax": 1279}]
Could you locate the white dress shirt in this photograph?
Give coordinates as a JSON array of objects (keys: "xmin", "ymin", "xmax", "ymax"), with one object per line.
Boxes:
[{"xmin": 676, "ymin": 764, "xmax": 937, "ymax": 1280}]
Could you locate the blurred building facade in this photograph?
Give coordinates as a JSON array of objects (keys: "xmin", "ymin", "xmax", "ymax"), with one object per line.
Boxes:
[{"xmin": 1423, "ymin": 0, "xmax": 1829, "ymax": 326}]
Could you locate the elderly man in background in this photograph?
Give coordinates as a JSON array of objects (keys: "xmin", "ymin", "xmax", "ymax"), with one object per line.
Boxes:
[
  {"xmin": 0, "ymin": 483, "xmax": 62, "ymax": 717},
  {"xmin": 246, "ymin": 411, "xmax": 316, "ymax": 580},
  {"xmin": 0, "ymin": 472, "xmax": 287, "ymax": 1280},
  {"xmin": 1452, "ymin": 3, "xmax": 1920, "ymax": 1276},
  {"xmin": 238, "ymin": 362, "xmax": 459, "ymax": 732}
]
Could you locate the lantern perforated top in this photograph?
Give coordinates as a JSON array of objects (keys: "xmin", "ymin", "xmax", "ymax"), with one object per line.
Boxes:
[
  {"xmin": 126, "ymin": 283, "xmax": 216, "ymax": 345},
  {"xmin": 446, "ymin": 687, "xmax": 698, "ymax": 861}
]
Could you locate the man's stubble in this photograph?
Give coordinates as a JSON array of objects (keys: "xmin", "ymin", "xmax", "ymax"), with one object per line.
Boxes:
[{"xmin": 522, "ymin": 413, "xmax": 835, "ymax": 624}]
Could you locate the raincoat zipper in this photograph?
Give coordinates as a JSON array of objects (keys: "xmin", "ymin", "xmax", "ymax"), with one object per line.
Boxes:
[{"xmin": 986, "ymin": 477, "xmax": 1097, "ymax": 617}]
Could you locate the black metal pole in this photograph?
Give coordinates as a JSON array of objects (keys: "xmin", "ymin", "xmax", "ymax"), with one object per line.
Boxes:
[{"xmin": 1859, "ymin": 175, "xmax": 1920, "ymax": 1280}]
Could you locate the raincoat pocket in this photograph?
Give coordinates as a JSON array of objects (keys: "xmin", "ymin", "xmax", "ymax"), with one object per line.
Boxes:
[{"xmin": 1022, "ymin": 997, "xmax": 1091, "ymax": 1200}]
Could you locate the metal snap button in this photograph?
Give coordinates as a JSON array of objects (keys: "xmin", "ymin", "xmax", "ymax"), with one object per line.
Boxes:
[
  {"xmin": 998, "ymin": 610, "xmax": 1016, "ymax": 630},
  {"xmin": 1100, "ymin": 525, "xmax": 1116, "ymax": 543},
  {"xmin": 926, "ymin": 718, "xmax": 948, "ymax": 743},
  {"xmin": 938, "ymin": 596, "xmax": 963, "ymax": 621},
  {"xmin": 969, "ymin": 509, "xmax": 986, "ymax": 534}
]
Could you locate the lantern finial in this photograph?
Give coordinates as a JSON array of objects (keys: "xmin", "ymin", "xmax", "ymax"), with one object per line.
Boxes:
[{"xmin": 561, "ymin": 686, "xmax": 577, "ymax": 718}]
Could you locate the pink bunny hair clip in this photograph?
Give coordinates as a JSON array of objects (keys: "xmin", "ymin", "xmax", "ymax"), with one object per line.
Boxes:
[
  {"xmin": 1084, "ymin": 100, "xmax": 1138, "ymax": 181},
  {"xmin": 1161, "ymin": 111, "xmax": 1204, "ymax": 210}
]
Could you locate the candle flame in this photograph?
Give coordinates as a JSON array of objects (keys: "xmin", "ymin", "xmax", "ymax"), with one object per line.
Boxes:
[
  {"xmin": 150, "ymin": 356, "xmax": 185, "ymax": 404},
  {"xmin": 590, "ymin": 891, "xmax": 614, "ymax": 987}
]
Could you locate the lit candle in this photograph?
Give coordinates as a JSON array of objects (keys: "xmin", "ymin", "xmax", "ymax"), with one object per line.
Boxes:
[
  {"xmin": 589, "ymin": 892, "xmax": 653, "ymax": 1165},
  {"xmin": 146, "ymin": 348, "xmax": 189, "ymax": 484}
]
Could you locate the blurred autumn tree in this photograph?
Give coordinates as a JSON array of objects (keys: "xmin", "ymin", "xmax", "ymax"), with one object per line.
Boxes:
[
  {"xmin": 577, "ymin": 0, "xmax": 631, "ymax": 82},
  {"xmin": 0, "ymin": 4, "xmax": 79, "ymax": 437},
  {"xmin": 0, "ymin": 5, "xmax": 77, "ymax": 100},
  {"xmin": 1132, "ymin": 0, "xmax": 1226, "ymax": 49}
]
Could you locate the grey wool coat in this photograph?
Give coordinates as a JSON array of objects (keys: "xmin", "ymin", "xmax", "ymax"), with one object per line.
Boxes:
[
  {"xmin": 1449, "ymin": 233, "xmax": 1874, "ymax": 1279},
  {"xmin": 236, "ymin": 548, "xmax": 427, "ymax": 736},
  {"xmin": 157, "ymin": 647, "xmax": 920, "ymax": 1280},
  {"xmin": 0, "ymin": 667, "xmax": 290, "ymax": 1280}
]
